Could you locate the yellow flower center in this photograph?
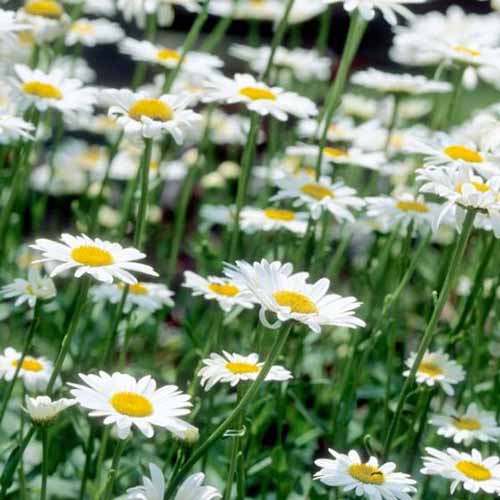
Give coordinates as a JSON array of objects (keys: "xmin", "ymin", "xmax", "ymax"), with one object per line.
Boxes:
[
  {"xmin": 79, "ymin": 148, "xmax": 102, "ymax": 169},
  {"xmin": 149, "ymin": 160, "xmax": 159, "ymax": 171},
  {"xmin": 324, "ymin": 147, "xmax": 348, "ymax": 158},
  {"xmin": 128, "ymin": 99, "xmax": 173, "ymax": 122},
  {"xmin": 110, "ymin": 392, "xmax": 153, "ymax": 417},
  {"xmin": 273, "ymin": 290, "xmax": 318, "ymax": 314},
  {"xmin": 18, "ymin": 31, "xmax": 35, "ymax": 46},
  {"xmin": 396, "ymin": 200, "xmax": 429, "ymax": 213},
  {"xmin": 239, "ymin": 86, "xmax": 276, "ymax": 101},
  {"xmin": 453, "ymin": 417, "xmax": 482, "ymax": 431},
  {"xmin": 455, "ymin": 461, "xmax": 491, "ymax": 481},
  {"xmin": 225, "ymin": 362, "xmax": 260, "ymax": 375},
  {"xmin": 455, "ymin": 181, "xmax": 490, "ymax": 194},
  {"xmin": 22, "ymin": 81, "xmax": 62, "ymax": 100},
  {"xmin": 264, "ymin": 208, "xmax": 296, "ymax": 221},
  {"xmin": 71, "ymin": 21, "xmax": 94, "ymax": 35},
  {"xmin": 129, "ymin": 283, "xmax": 149, "ymax": 295},
  {"xmin": 156, "ymin": 48, "xmax": 181, "ymax": 62},
  {"xmin": 300, "ymin": 183, "xmax": 334, "ymax": 200},
  {"xmin": 208, "ymin": 282, "xmax": 240, "ymax": 297},
  {"xmin": 453, "ymin": 46, "xmax": 481, "ymax": 58},
  {"xmin": 71, "ymin": 245, "xmax": 114, "ymax": 267},
  {"xmin": 418, "ymin": 362, "xmax": 443, "ymax": 378},
  {"xmin": 11, "ymin": 357, "xmax": 43, "ymax": 372},
  {"xmin": 444, "ymin": 145, "xmax": 483, "ymax": 163},
  {"xmin": 24, "ymin": 0, "xmax": 64, "ymax": 19},
  {"xmin": 348, "ymin": 464, "xmax": 385, "ymax": 485}
]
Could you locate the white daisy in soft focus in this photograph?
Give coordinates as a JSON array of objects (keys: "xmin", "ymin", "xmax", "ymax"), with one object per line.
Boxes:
[
  {"xmin": 30, "ymin": 233, "xmax": 158, "ymax": 284},
  {"xmin": 1, "ymin": 267, "xmax": 56, "ymax": 308},
  {"xmin": 208, "ymin": 109, "xmax": 260, "ymax": 146},
  {"xmin": 117, "ymin": 0, "xmax": 200, "ymax": 28},
  {"xmin": 271, "ymin": 174, "xmax": 365, "ymax": 221},
  {"xmin": 51, "ymin": 56, "xmax": 97, "ymax": 83},
  {"xmin": 49, "ymin": 139, "xmax": 108, "ymax": 176},
  {"xmin": 325, "ymin": 0, "xmax": 428, "ymax": 25},
  {"xmin": 0, "ymin": 8, "xmax": 30, "ymax": 36},
  {"xmin": 64, "ymin": 0, "xmax": 116, "ymax": 17},
  {"xmin": 298, "ymin": 116, "xmax": 358, "ymax": 143},
  {"xmin": 127, "ymin": 464, "xmax": 221, "ymax": 500},
  {"xmin": 0, "ymin": 347, "xmax": 59, "ymax": 392},
  {"xmin": 351, "ymin": 68, "xmax": 451, "ymax": 95},
  {"xmin": 421, "ymin": 447, "xmax": 500, "ymax": 495},
  {"xmin": 69, "ymin": 371, "xmax": 192, "ymax": 439},
  {"xmin": 25, "ymin": 395, "xmax": 76, "ymax": 424},
  {"xmin": 30, "ymin": 161, "xmax": 89, "ymax": 196},
  {"xmin": 91, "ymin": 282, "xmax": 174, "ymax": 313},
  {"xmin": 240, "ymin": 206, "xmax": 308, "ymax": 235},
  {"xmin": 120, "ymin": 38, "xmax": 223, "ymax": 75},
  {"xmin": 314, "ymin": 449, "xmax": 417, "ymax": 499},
  {"xmin": 416, "ymin": 165, "xmax": 500, "ymax": 236},
  {"xmin": 10, "ymin": 64, "xmax": 95, "ymax": 118},
  {"xmin": 65, "ymin": 17, "xmax": 124, "ymax": 47},
  {"xmin": 403, "ymin": 350, "xmax": 465, "ymax": 396},
  {"xmin": 202, "ymin": 73, "xmax": 317, "ymax": 122},
  {"xmin": 17, "ymin": 0, "xmax": 70, "ymax": 42},
  {"xmin": 103, "ymin": 88, "xmax": 201, "ymax": 142},
  {"xmin": 429, "ymin": 403, "xmax": 500, "ymax": 446},
  {"xmin": 198, "ymin": 351, "xmax": 292, "ymax": 391},
  {"xmin": 224, "ymin": 259, "xmax": 365, "ymax": 333},
  {"xmin": 182, "ymin": 271, "xmax": 255, "ymax": 313},
  {"xmin": 286, "ymin": 143, "xmax": 385, "ymax": 171},
  {"xmin": 229, "ymin": 44, "xmax": 331, "ymax": 82},
  {"xmin": 0, "ymin": 108, "xmax": 34, "ymax": 144},
  {"xmin": 365, "ymin": 193, "xmax": 441, "ymax": 235}
]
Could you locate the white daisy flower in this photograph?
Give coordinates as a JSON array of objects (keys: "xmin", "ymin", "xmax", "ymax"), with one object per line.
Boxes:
[
  {"xmin": 10, "ymin": 64, "xmax": 96, "ymax": 118},
  {"xmin": 286, "ymin": 143, "xmax": 385, "ymax": 171},
  {"xmin": 340, "ymin": 93, "xmax": 378, "ymax": 121},
  {"xmin": 240, "ymin": 206, "xmax": 308, "ymax": 235},
  {"xmin": 0, "ymin": 8, "xmax": 30, "ymax": 36},
  {"xmin": 30, "ymin": 233, "xmax": 158, "ymax": 285},
  {"xmin": 403, "ymin": 350, "xmax": 465, "ymax": 396},
  {"xmin": 429, "ymin": 403, "xmax": 500, "ymax": 446},
  {"xmin": 127, "ymin": 464, "xmax": 221, "ymax": 500},
  {"xmin": 271, "ymin": 173, "xmax": 365, "ymax": 221},
  {"xmin": 31, "ymin": 162, "xmax": 89, "ymax": 196},
  {"xmin": 223, "ymin": 259, "xmax": 365, "ymax": 333},
  {"xmin": 51, "ymin": 55, "xmax": 97, "ymax": 83},
  {"xmin": 1, "ymin": 267, "xmax": 56, "ymax": 308},
  {"xmin": 0, "ymin": 108, "xmax": 34, "ymax": 144},
  {"xmin": 198, "ymin": 351, "xmax": 292, "ymax": 391},
  {"xmin": 0, "ymin": 347, "xmax": 59, "ymax": 392},
  {"xmin": 120, "ymin": 38, "xmax": 223, "ymax": 74},
  {"xmin": 182, "ymin": 271, "xmax": 255, "ymax": 313},
  {"xmin": 421, "ymin": 447, "xmax": 500, "ymax": 495},
  {"xmin": 325, "ymin": 0, "xmax": 428, "ymax": 26},
  {"xmin": 91, "ymin": 282, "xmax": 174, "ymax": 313},
  {"xmin": 65, "ymin": 17, "xmax": 124, "ymax": 47},
  {"xmin": 208, "ymin": 109, "xmax": 260, "ymax": 146},
  {"xmin": 314, "ymin": 448, "xmax": 417, "ymax": 499},
  {"xmin": 202, "ymin": 73, "xmax": 318, "ymax": 122},
  {"xmin": 365, "ymin": 193, "xmax": 441, "ymax": 235},
  {"xmin": 117, "ymin": 0, "xmax": 199, "ymax": 28},
  {"xmin": 50, "ymin": 139, "xmax": 108, "ymax": 176},
  {"xmin": 351, "ymin": 68, "xmax": 452, "ymax": 95},
  {"xmin": 16, "ymin": 0, "xmax": 70, "ymax": 42},
  {"xmin": 298, "ymin": 116, "xmax": 358, "ymax": 143},
  {"xmin": 229, "ymin": 44, "xmax": 331, "ymax": 82},
  {"xmin": 416, "ymin": 165, "xmax": 500, "ymax": 236},
  {"xmin": 25, "ymin": 395, "xmax": 76, "ymax": 424},
  {"xmin": 69, "ymin": 371, "xmax": 192, "ymax": 439},
  {"xmin": 104, "ymin": 88, "xmax": 201, "ymax": 142}
]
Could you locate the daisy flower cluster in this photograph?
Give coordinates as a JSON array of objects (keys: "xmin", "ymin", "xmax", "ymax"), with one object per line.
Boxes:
[{"xmin": 0, "ymin": 0, "xmax": 499, "ymax": 499}]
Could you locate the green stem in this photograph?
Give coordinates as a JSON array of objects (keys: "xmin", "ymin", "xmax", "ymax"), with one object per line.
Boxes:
[
  {"xmin": 102, "ymin": 439, "xmax": 127, "ymax": 500},
  {"xmin": 40, "ymin": 427, "xmax": 49, "ymax": 500},
  {"xmin": 134, "ymin": 138, "xmax": 153, "ymax": 249},
  {"xmin": 101, "ymin": 287, "xmax": 129, "ymax": 367},
  {"xmin": 162, "ymin": 0, "xmax": 210, "ymax": 93},
  {"xmin": 383, "ymin": 209, "xmax": 476, "ymax": 459},
  {"xmin": 384, "ymin": 94, "xmax": 400, "ymax": 152},
  {"xmin": 0, "ymin": 301, "xmax": 42, "ymax": 426},
  {"xmin": 47, "ymin": 276, "xmax": 91, "ymax": 395},
  {"xmin": 78, "ymin": 426, "xmax": 96, "ymax": 500},
  {"xmin": 165, "ymin": 323, "xmax": 293, "ymax": 498},
  {"xmin": 443, "ymin": 66, "xmax": 466, "ymax": 129},
  {"xmin": 314, "ymin": 11, "xmax": 367, "ymax": 180},
  {"xmin": 228, "ymin": 113, "xmax": 261, "ymax": 260},
  {"xmin": 315, "ymin": 6, "xmax": 333, "ymax": 55}
]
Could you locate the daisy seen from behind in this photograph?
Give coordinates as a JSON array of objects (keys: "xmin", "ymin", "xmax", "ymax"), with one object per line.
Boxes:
[
  {"xmin": 1, "ymin": 267, "xmax": 56, "ymax": 308},
  {"xmin": 223, "ymin": 259, "xmax": 365, "ymax": 333},
  {"xmin": 69, "ymin": 371, "xmax": 192, "ymax": 439},
  {"xmin": 31, "ymin": 233, "xmax": 158, "ymax": 284},
  {"xmin": 198, "ymin": 351, "xmax": 292, "ymax": 391},
  {"xmin": 314, "ymin": 449, "xmax": 417, "ymax": 499},
  {"xmin": 25, "ymin": 395, "xmax": 76, "ymax": 424}
]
